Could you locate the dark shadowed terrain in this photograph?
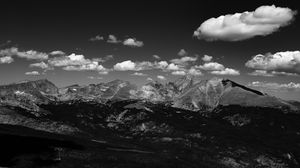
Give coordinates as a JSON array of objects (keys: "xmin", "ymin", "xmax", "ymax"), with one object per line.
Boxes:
[{"xmin": 0, "ymin": 77, "xmax": 300, "ymax": 168}]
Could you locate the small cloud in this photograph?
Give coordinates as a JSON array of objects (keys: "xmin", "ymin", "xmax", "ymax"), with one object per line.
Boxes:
[
  {"xmin": 166, "ymin": 63, "xmax": 181, "ymax": 71},
  {"xmin": 197, "ymin": 62, "xmax": 224, "ymax": 71},
  {"xmin": 48, "ymin": 53, "xmax": 109, "ymax": 74},
  {"xmin": 202, "ymin": 55, "xmax": 213, "ymax": 62},
  {"xmin": 107, "ymin": 34, "xmax": 121, "ymax": 44},
  {"xmin": 211, "ymin": 68, "xmax": 240, "ymax": 76},
  {"xmin": 170, "ymin": 56, "xmax": 198, "ymax": 66},
  {"xmin": 248, "ymin": 70, "xmax": 274, "ymax": 77},
  {"xmin": 188, "ymin": 67, "xmax": 203, "ymax": 76},
  {"xmin": 88, "ymin": 76, "xmax": 103, "ymax": 79},
  {"xmin": 156, "ymin": 61, "xmax": 168, "ymax": 69},
  {"xmin": 153, "ymin": 55, "xmax": 161, "ymax": 60},
  {"xmin": 114, "ymin": 60, "xmax": 137, "ymax": 71},
  {"xmin": 92, "ymin": 58, "xmax": 105, "ymax": 63},
  {"xmin": 194, "ymin": 5, "xmax": 297, "ymax": 41},
  {"xmin": 132, "ymin": 72, "xmax": 148, "ymax": 76},
  {"xmin": 123, "ymin": 38, "xmax": 144, "ymax": 47},
  {"xmin": 0, "ymin": 47, "xmax": 48, "ymax": 60},
  {"xmin": 62, "ymin": 63, "xmax": 107, "ymax": 72},
  {"xmin": 49, "ymin": 50, "xmax": 65, "ymax": 56},
  {"xmin": 25, "ymin": 71, "xmax": 40, "ymax": 76},
  {"xmin": 248, "ymin": 70, "xmax": 298, "ymax": 77},
  {"xmin": 248, "ymin": 81, "xmax": 300, "ymax": 92},
  {"xmin": 157, "ymin": 75, "xmax": 166, "ymax": 80},
  {"xmin": 0, "ymin": 56, "xmax": 14, "ymax": 64},
  {"xmin": 193, "ymin": 61, "xmax": 239, "ymax": 75},
  {"xmin": 30, "ymin": 62, "xmax": 53, "ymax": 70},
  {"xmin": 89, "ymin": 35, "xmax": 104, "ymax": 42},
  {"xmin": 98, "ymin": 71, "xmax": 109, "ymax": 75},
  {"xmin": 178, "ymin": 49, "xmax": 188, "ymax": 56},
  {"xmin": 171, "ymin": 71, "xmax": 186, "ymax": 76},
  {"xmin": 113, "ymin": 60, "xmax": 166, "ymax": 71}
]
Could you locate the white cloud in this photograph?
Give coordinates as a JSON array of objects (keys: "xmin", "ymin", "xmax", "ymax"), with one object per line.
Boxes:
[
  {"xmin": 0, "ymin": 56, "xmax": 14, "ymax": 64},
  {"xmin": 248, "ymin": 81, "xmax": 300, "ymax": 92},
  {"xmin": 178, "ymin": 49, "xmax": 188, "ymax": 56},
  {"xmin": 29, "ymin": 62, "xmax": 52, "ymax": 70},
  {"xmin": 248, "ymin": 70, "xmax": 274, "ymax": 77},
  {"xmin": 25, "ymin": 71, "xmax": 40, "ymax": 75},
  {"xmin": 113, "ymin": 60, "xmax": 171, "ymax": 71},
  {"xmin": 0, "ymin": 47, "xmax": 48, "ymax": 60},
  {"xmin": 170, "ymin": 56, "xmax": 198, "ymax": 66},
  {"xmin": 114, "ymin": 60, "xmax": 137, "ymax": 71},
  {"xmin": 132, "ymin": 72, "xmax": 148, "ymax": 76},
  {"xmin": 156, "ymin": 61, "xmax": 168, "ymax": 69},
  {"xmin": 48, "ymin": 53, "xmax": 108, "ymax": 73},
  {"xmin": 98, "ymin": 71, "xmax": 109, "ymax": 75},
  {"xmin": 49, "ymin": 53, "xmax": 90, "ymax": 67},
  {"xmin": 194, "ymin": 5, "xmax": 297, "ymax": 41},
  {"xmin": 63, "ymin": 62, "xmax": 107, "ymax": 72},
  {"xmin": 171, "ymin": 71, "xmax": 186, "ymax": 76},
  {"xmin": 166, "ymin": 63, "xmax": 181, "ymax": 71},
  {"xmin": 123, "ymin": 38, "xmax": 144, "ymax": 47},
  {"xmin": 91, "ymin": 58, "xmax": 105, "ymax": 63},
  {"xmin": 202, "ymin": 55, "xmax": 213, "ymax": 62},
  {"xmin": 107, "ymin": 34, "xmax": 121, "ymax": 44},
  {"xmin": 248, "ymin": 70, "xmax": 298, "ymax": 77},
  {"xmin": 49, "ymin": 50, "xmax": 65, "ymax": 55},
  {"xmin": 188, "ymin": 67, "xmax": 203, "ymax": 76},
  {"xmin": 157, "ymin": 75, "xmax": 166, "ymax": 80},
  {"xmin": 245, "ymin": 51, "xmax": 300, "ymax": 75},
  {"xmin": 89, "ymin": 35, "xmax": 104, "ymax": 41},
  {"xmin": 88, "ymin": 76, "xmax": 103, "ymax": 79},
  {"xmin": 170, "ymin": 66, "xmax": 203, "ymax": 76},
  {"xmin": 197, "ymin": 62, "xmax": 225, "ymax": 71},
  {"xmin": 211, "ymin": 68, "xmax": 240, "ymax": 75},
  {"xmin": 271, "ymin": 71, "xmax": 298, "ymax": 76},
  {"xmin": 153, "ymin": 55, "xmax": 161, "ymax": 60}
]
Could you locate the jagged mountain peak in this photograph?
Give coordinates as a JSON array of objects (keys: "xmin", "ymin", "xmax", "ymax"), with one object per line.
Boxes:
[
  {"xmin": 172, "ymin": 77, "xmax": 296, "ymax": 111},
  {"xmin": 221, "ymin": 79, "xmax": 265, "ymax": 96},
  {"xmin": 0, "ymin": 78, "xmax": 58, "ymax": 94},
  {"xmin": 173, "ymin": 75, "xmax": 197, "ymax": 92}
]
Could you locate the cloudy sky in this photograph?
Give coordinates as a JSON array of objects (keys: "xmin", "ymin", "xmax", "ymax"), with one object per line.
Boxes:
[{"xmin": 1, "ymin": 1, "xmax": 300, "ymax": 100}]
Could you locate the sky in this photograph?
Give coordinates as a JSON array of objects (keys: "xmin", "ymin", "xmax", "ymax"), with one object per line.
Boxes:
[{"xmin": 0, "ymin": 1, "xmax": 300, "ymax": 101}]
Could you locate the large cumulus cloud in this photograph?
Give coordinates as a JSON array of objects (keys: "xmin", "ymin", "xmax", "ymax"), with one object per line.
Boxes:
[
  {"xmin": 194, "ymin": 5, "xmax": 297, "ymax": 41},
  {"xmin": 246, "ymin": 51, "xmax": 300, "ymax": 75}
]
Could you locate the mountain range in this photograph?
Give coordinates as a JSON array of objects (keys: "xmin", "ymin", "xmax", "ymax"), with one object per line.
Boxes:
[
  {"xmin": 0, "ymin": 77, "xmax": 300, "ymax": 167},
  {"xmin": 0, "ymin": 76, "xmax": 298, "ymax": 112}
]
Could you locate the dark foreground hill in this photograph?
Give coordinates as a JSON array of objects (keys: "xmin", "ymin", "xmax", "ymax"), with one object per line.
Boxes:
[{"xmin": 0, "ymin": 78, "xmax": 299, "ymax": 167}]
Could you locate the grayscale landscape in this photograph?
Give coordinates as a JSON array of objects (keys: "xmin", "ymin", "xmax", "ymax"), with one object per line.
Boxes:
[{"xmin": 0, "ymin": 1, "xmax": 300, "ymax": 168}]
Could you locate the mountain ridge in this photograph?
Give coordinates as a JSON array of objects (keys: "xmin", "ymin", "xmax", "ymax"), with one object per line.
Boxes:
[{"xmin": 0, "ymin": 77, "xmax": 298, "ymax": 112}]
